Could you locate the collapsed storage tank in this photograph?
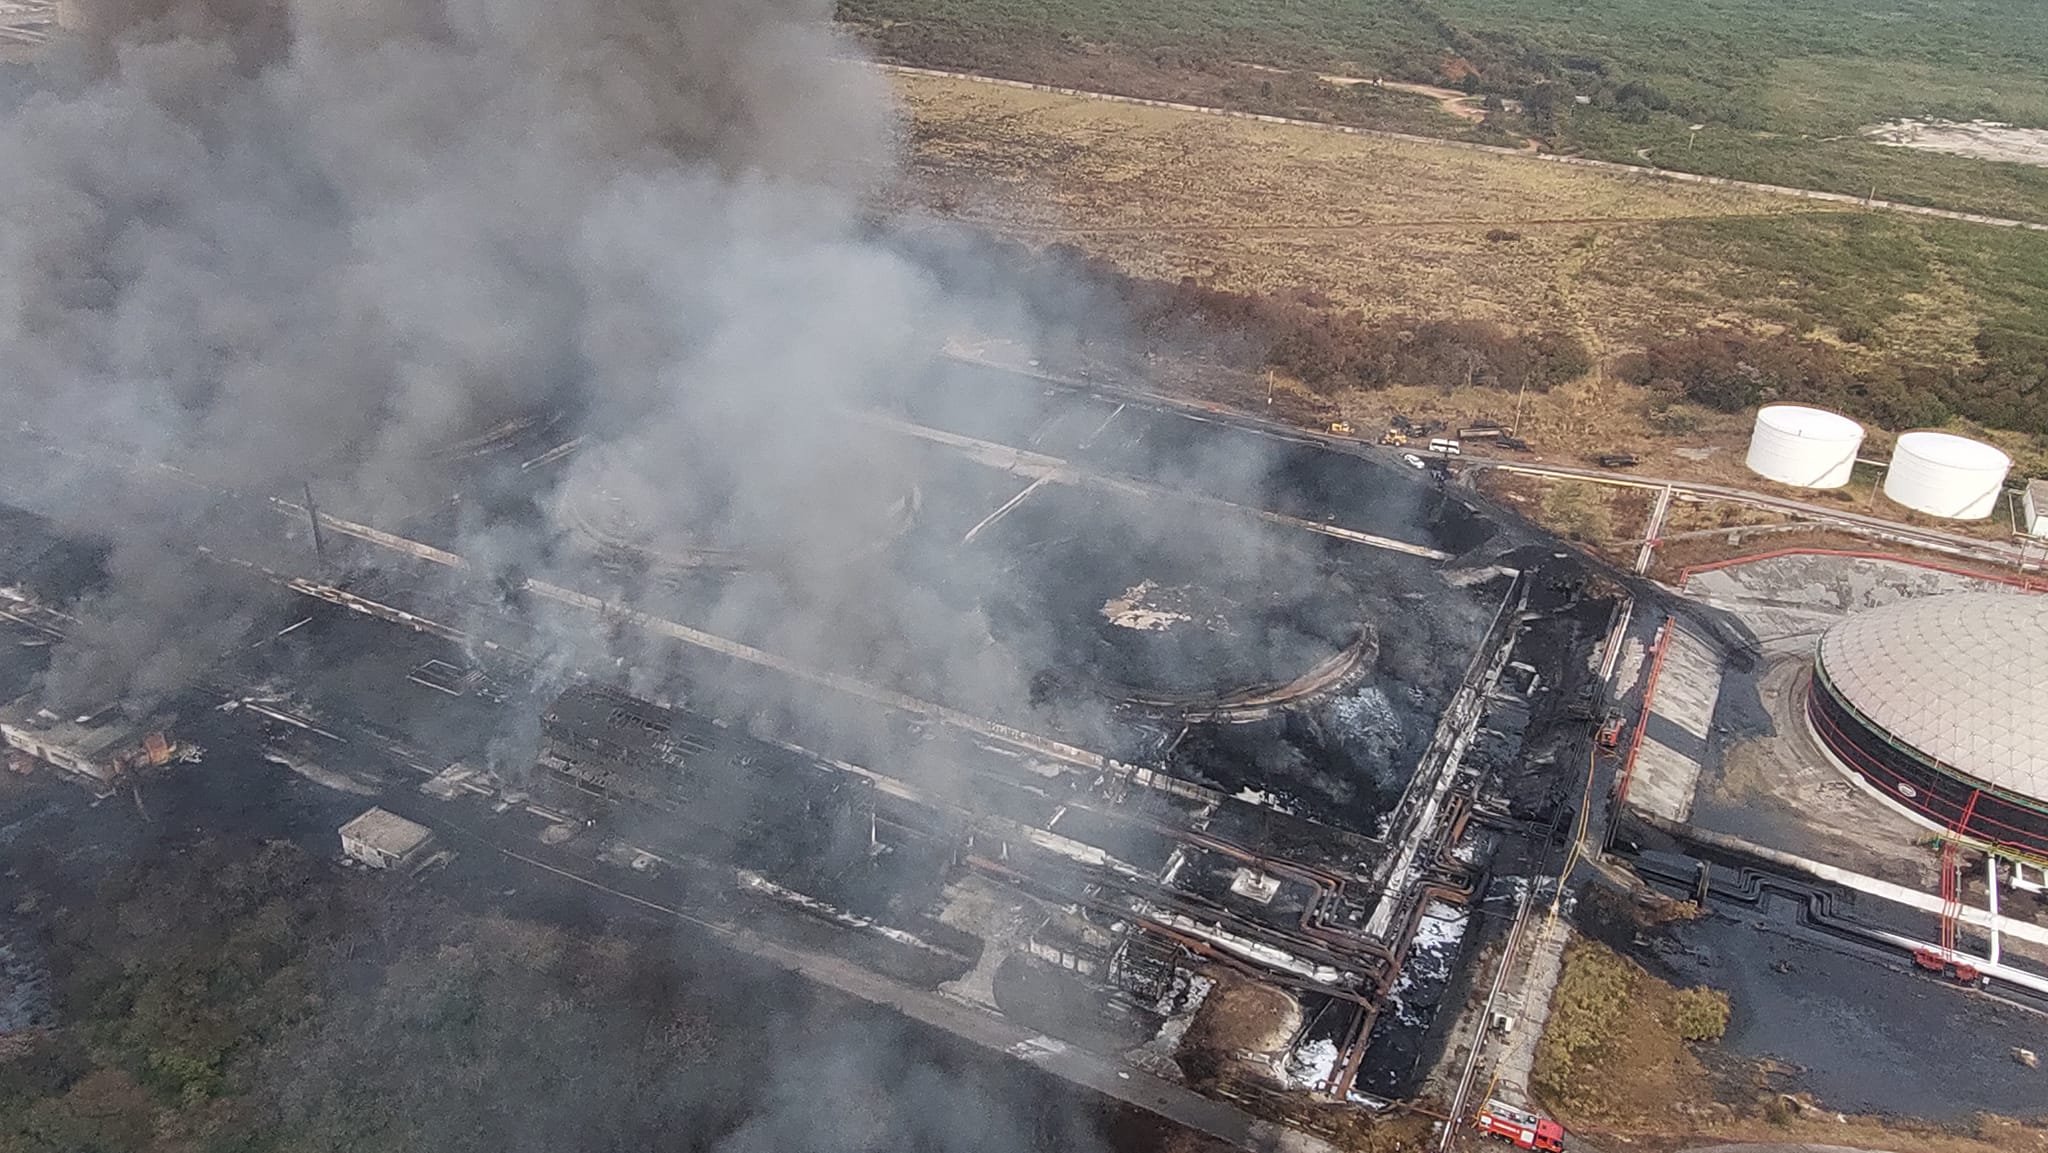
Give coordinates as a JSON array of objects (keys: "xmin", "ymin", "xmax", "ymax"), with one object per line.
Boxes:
[
  {"xmin": 1882, "ymin": 431, "xmax": 2011, "ymax": 520},
  {"xmin": 1745, "ymin": 404, "xmax": 1864, "ymax": 489}
]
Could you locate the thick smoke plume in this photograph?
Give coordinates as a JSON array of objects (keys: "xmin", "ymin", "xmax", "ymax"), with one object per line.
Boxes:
[
  {"xmin": 0, "ymin": 0, "xmax": 1001, "ymax": 705},
  {"xmin": 0, "ymin": 0, "xmax": 1156, "ymax": 1144},
  {"xmin": 0, "ymin": 3, "xmax": 1484, "ymax": 1145},
  {"xmin": 0, "ymin": 0, "xmax": 1444, "ymax": 740}
]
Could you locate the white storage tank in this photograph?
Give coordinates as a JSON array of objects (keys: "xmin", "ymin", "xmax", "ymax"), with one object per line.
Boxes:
[
  {"xmin": 1882, "ymin": 431, "xmax": 2011, "ymax": 520},
  {"xmin": 1745, "ymin": 404, "xmax": 1864, "ymax": 489}
]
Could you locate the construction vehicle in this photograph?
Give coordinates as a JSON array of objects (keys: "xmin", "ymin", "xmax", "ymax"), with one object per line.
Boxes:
[
  {"xmin": 1391, "ymin": 414, "xmax": 1445, "ymax": 438},
  {"xmin": 1475, "ymin": 1100, "xmax": 1566, "ymax": 1152},
  {"xmin": 1329, "ymin": 421, "xmax": 1354, "ymax": 436},
  {"xmin": 1596, "ymin": 452, "xmax": 1640, "ymax": 469},
  {"xmin": 1379, "ymin": 429, "xmax": 1410, "ymax": 447}
]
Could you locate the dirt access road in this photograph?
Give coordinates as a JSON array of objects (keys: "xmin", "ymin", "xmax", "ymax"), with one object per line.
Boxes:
[{"xmin": 1235, "ymin": 61, "xmax": 1511, "ymax": 128}]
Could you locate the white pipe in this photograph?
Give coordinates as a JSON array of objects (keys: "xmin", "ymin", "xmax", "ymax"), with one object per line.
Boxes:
[
  {"xmin": 1672, "ymin": 825, "xmax": 2048, "ymax": 949},
  {"xmin": 1864, "ymin": 924, "xmax": 2048, "ymax": 998},
  {"xmin": 1988, "ymin": 853, "xmax": 2003, "ymax": 968}
]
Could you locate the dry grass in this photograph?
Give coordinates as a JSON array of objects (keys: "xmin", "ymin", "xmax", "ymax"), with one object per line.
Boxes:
[
  {"xmin": 896, "ymin": 71, "xmax": 1831, "ymax": 349},
  {"xmin": 1473, "ymin": 470, "xmax": 1652, "ymax": 565},
  {"xmin": 889, "ymin": 71, "xmax": 2048, "ymax": 483},
  {"xmin": 1533, "ymin": 937, "xmax": 1719, "ymax": 1123}
]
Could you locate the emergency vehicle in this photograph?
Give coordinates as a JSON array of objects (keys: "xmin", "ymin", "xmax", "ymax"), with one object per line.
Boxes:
[{"xmin": 1473, "ymin": 1100, "xmax": 1565, "ymax": 1152}]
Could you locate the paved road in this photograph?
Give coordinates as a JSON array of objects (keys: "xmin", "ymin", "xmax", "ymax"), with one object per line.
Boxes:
[{"xmin": 1466, "ymin": 459, "xmax": 2036, "ymax": 575}]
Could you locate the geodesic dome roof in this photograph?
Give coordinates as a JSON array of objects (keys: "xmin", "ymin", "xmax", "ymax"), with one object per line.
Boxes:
[{"xmin": 1816, "ymin": 590, "xmax": 2048, "ymax": 803}]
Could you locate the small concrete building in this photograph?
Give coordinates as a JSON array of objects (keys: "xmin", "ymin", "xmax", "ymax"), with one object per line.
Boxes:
[
  {"xmin": 0, "ymin": 693, "xmax": 177, "ymax": 785},
  {"xmin": 2025, "ymin": 479, "xmax": 2048, "ymax": 538},
  {"xmin": 339, "ymin": 807, "xmax": 435, "ymax": 870}
]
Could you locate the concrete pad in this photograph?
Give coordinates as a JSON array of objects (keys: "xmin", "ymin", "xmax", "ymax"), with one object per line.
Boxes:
[
  {"xmin": 1628, "ymin": 626, "xmax": 1723, "ymax": 823},
  {"xmin": 1685, "ymin": 553, "xmax": 2024, "ymax": 650},
  {"xmin": 1690, "ymin": 658, "xmax": 1936, "ymax": 889},
  {"xmin": 936, "ymin": 874, "xmax": 1037, "ymax": 1008}
]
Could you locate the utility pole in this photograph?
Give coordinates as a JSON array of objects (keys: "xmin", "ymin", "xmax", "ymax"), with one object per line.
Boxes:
[{"xmin": 304, "ymin": 480, "xmax": 327, "ymax": 560}]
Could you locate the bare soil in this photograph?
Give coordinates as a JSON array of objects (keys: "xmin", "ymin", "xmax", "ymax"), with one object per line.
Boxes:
[
  {"xmin": 1866, "ymin": 119, "xmax": 2048, "ymax": 169},
  {"xmin": 1473, "ymin": 469, "xmax": 1653, "ymax": 569},
  {"xmin": 1180, "ymin": 977, "xmax": 1301, "ymax": 1057}
]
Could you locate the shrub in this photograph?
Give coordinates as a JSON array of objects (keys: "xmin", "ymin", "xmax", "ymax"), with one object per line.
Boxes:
[
  {"xmin": 1672, "ymin": 986, "xmax": 1731, "ymax": 1041},
  {"xmin": 1533, "ymin": 939, "xmax": 1635, "ymax": 1100},
  {"xmin": 1541, "ymin": 484, "xmax": 1614, "ymax": 543},
  {"xmin": 1645, "ymin": 404, "xmax": 1700, "ymax": 435},
  {"xmin": 1625, "ymin": 326, "xmax": 2044, "ymax": 437}
]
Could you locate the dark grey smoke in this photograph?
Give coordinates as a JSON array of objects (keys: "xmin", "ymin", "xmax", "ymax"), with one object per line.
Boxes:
[
  {"xmin": 0, "ymin": 0, "xmax": 957, "ymax": 704},
  {"xmin": 0, "ymin": 0, "xmax": 1446, "ymax": 742},
  {"xmin": 0, "ymin": 4, "xmax": 1492, "ymax": 1146},
  {"xmin": 0, "ymin": 0, "xmax": 1155, "ymax": 1141}
]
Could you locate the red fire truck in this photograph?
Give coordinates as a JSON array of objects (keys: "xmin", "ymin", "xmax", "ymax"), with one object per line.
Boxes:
[{"xmin": 1474, "ymin": 1100, "xmax": 1566, "ymax": 1152}]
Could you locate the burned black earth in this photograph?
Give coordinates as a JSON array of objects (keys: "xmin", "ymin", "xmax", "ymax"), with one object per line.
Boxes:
[
  {"xmin": 557, "ymin": 443, "xmax": 922, "ymax": 574},
  {"xmin": 978, "ymin": 486, "xmax": 1369, "ymax": 712},
  {"xmin": 0, "ymin": 355, "xmax": 1605, "ymax": 1148}
]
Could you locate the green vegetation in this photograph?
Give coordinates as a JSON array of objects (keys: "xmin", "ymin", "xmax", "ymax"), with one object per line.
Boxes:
[
  {"xmin": 1533, "ymin": 937, "xmax": 1728, "ymax": 1122},
  {"xmin": 896, "ymin": 73, "xmax": 2048, "ymax": 453},
  {"xmin": 1528, "ymin": 939, "xmax": 2048, "ymax": 1152},
  {"xmin": 1646, "ymin": 210, "xmax": 2048, "ymax": 366},
  {"xmin": 0, "ymin": 831, "xmax": 1186, "ymax": 1153},
  {"xmin": 1535, "ymin": 938, "xmax": 1638, "ymax": 1099},
  {"xmin": 1538, "ymin": 484, "xmax": 1616, "ymax": 545},
  {"xmin": 1671, "ymin": 986, "xmax": 1732, "ymax": 1042},
  {"xmin": 1616, "ymin": 214, "xmax": 2048, "ymax": 450},
  {"xmin": 842, "ymin": 0, "xmax": 2048, "ymax": 218}
]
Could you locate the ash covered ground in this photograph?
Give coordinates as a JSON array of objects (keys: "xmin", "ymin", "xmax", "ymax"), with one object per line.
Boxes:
[{"xmin": 0, "ymin": 354, "xmax": 1541, "ymax": 1142}]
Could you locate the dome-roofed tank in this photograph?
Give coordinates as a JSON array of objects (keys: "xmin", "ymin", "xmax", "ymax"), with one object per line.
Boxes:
[
  {"xmin": 1807, "ymin": 590, "xmax": 2048, "ymax": 856},
  {"xmin": 1745, "ymin": 404, "xmax": 1863, "ymax": 489},
  {"xmin": 1883, "ymin": 431, "xmax": 2011, "ymax": 520}
]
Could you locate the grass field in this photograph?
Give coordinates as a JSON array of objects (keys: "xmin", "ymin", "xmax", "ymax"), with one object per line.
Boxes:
[
  {"xmin": 891, "ymin": 70, "xmax": 2048, "ymax": 473},
  {"xmin": 844, "ymin": 0, "xmax": 2048, "ymax": 220}
]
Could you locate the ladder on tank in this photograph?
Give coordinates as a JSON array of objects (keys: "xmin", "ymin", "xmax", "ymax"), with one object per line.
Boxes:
[{"xmin": 1916, "ymin": 789, "xmax": 1983, "ymax": 983}]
